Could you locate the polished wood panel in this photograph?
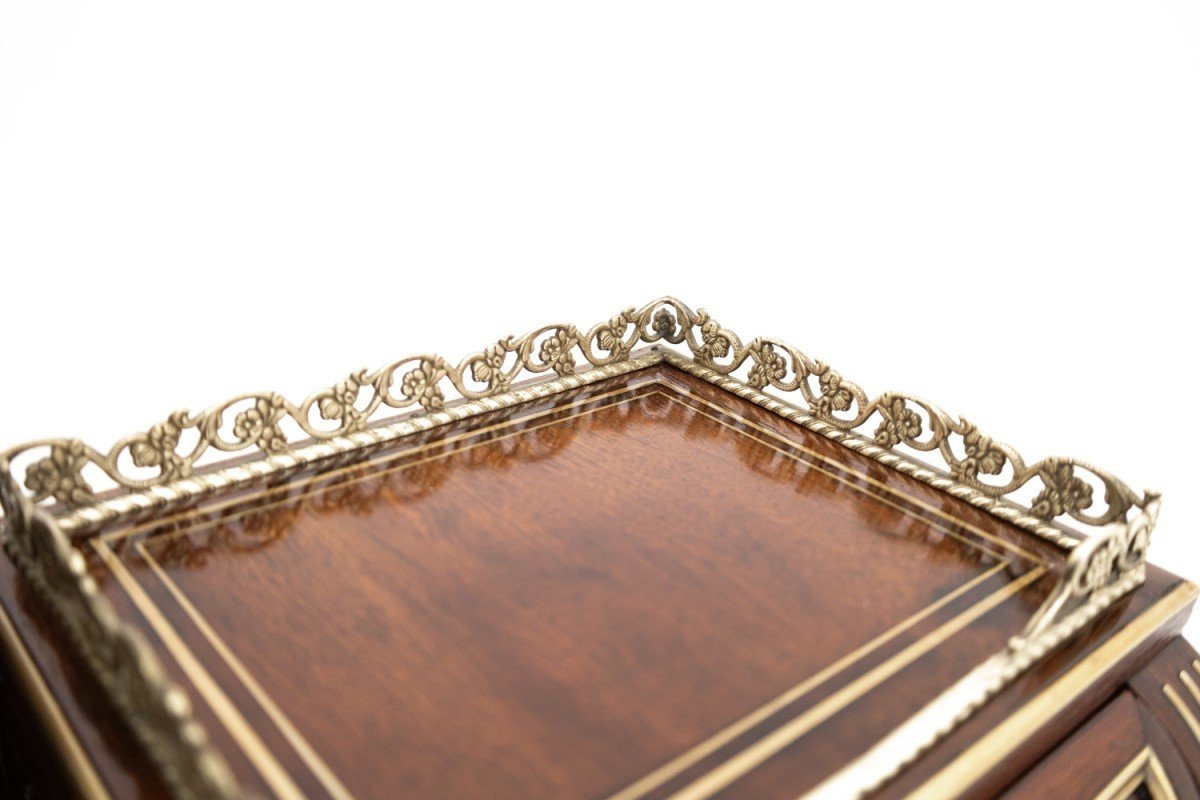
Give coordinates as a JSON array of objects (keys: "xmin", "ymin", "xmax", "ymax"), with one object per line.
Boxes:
[
  {"xmin": 0, "ymin": 363, "xmax": 1192, "ymax": 800},
  {"xmin": 83, "ymin": 367, "xmax": 1055, "ymax": 800}
]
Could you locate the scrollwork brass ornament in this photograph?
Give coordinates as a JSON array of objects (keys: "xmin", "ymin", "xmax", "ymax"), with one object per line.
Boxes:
[
  {"xmin": 0, "ymin": 297, "xmax": 1165, "ymax": 800},
  {"xmin": 4, "ymin": 305, "xmax": 650, "ymax": 509},
  {"xmin": 2, "ymin": 298, "xmax": 1149, "ymax": 541}
]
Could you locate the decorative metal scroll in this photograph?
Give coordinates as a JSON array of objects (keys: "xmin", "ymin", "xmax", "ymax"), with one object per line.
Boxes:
[{"xmin": 1, "ymin": 297, "xmax": 1149, "ymax": 539}]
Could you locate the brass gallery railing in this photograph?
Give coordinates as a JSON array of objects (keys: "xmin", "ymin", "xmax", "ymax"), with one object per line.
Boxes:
[{"xmin": 0, "ymin": 297, "xmax": 1162, "ymax": 800}]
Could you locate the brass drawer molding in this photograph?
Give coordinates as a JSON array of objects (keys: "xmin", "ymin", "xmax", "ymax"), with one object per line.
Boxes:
[
  {"xmin": 1162, "ymin": 660, "xmax": 1200, "ymax": 746},
  {"xmin": 0, "ymin": 297, "xmax": 1166, "ymax": 799},
  {"xmin": 1095, "ymin": 747, "xmax": 1179, "ymax": 800}
]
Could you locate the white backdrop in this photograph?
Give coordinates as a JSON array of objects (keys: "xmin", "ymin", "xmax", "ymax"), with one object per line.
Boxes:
[{"xmin": 2, "ymin": 2, "xmax": 1198, "ymax": 639}]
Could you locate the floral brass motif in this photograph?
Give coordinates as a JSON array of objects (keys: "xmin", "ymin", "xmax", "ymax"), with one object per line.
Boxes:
[{"xmin": 1, "ymin": 297, "xmax": 1149, "ymax": 539}]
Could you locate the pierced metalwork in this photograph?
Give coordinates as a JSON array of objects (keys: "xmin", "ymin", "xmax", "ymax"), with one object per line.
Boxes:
[
  {"xmin": 0, "ymin": 296, "xmax": 1166, "ymax": 800},
  {"xmin": 3, "ymin": 308, "xmax": 652, "ymax": 509},
  {"xmin": 2, "ymin": 298, "xmax": 1148, "ymax": 539}
]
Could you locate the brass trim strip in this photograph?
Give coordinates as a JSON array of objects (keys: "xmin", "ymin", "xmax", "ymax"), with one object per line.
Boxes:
[
  {"xmin": 1177, "ymin": 669, "xmax": 1200, "ymax": 709},
  {"xmin": 101, "ymin": 379, "xmax": 1038, "ymax": 566},
  {"xmin": 121, "ymin": 388, "xmax": 1021, "ymax": 564},
  {"xmin": 98, "ymin": 381, "xmax": 665, "ymax": 545},
  {"xmin": 602, "ymin": 564, "xmax": 1007, "ymax": 800},
  {"xmin": 0, "ymin": 599, "xmax": 113, "ymax": 800},
  {"xmin": 662, "ymin": 569, "xmax": 1045, "ymax": 800},
  {"xmin": 81, "ymin": 389, "xmax": 669, "ymax": 800},
  {"xmin": 663, "ymin": 388, "xmax": 1043, "ymax": 564},
  {"xmin": 92, "ymin": 540, "xmax": 307, "ymax": 800},
  {"xmin": 1094, "ymin": 746, "xmax": 1179, "ymax": 800},
  {"xmin": 98, "ymin": 389, "xmax": 672, "ymax": 800},
  {"xmin": 1095, "ymin": 748, "xmax": 1148, "ymax": 800},
  {"xmin": 1162, "ymin": 683, "xmax": 1200, "ymax": 745},
  {"xmin": 62, "ymin": 352, "xmax": 667, "ymax": 536},
  {"xmin": 1144, "ymin": 750, "xmax": 1180, "ymax": 800},
  {"xmin": 912, "ymin": 582, "xmax": 1198, "ymax": 799},
  {"xmin": 660, "ymin": 350, "xmax": 1093, "ymax": 552},
  {"xmin": 138, "ymin": 543, "xmax": 354, "ymax": 800}
]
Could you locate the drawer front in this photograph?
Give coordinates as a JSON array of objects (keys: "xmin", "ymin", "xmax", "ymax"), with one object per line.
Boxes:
[{"xmin": 1002, "ymin": 690, "xmax": 1195, "ymax": 800}]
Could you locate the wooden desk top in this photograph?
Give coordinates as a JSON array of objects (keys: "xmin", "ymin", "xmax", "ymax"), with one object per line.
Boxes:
[
  {"xmin": 2, "ymin": 364, "xmax": 1191, "ymax": 800},
  {"xmin": 0, "ymin": 298, "xmax": 1191, "ymax": 800}
]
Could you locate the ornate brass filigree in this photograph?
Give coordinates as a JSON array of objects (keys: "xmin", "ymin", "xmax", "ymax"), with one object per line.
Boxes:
[
  {"xmin": 0, "ymin": 297, "xmax": 1165, "ymax": 800},
  {"xmin": 2, "ymin": 298, "xmax": 1148, "ymax": 539},
  {"xmin": 3, "ymin": 307, "xmax": 655, "ymax": 509},
  {"xmin": 143, "ymin": 383, "xmax": 656, "ymax": 570}
]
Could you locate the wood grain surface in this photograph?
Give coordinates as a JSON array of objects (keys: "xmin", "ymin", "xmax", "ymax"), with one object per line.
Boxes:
[{"xmin": 0, "ymin": 363, "xmax": 1192, "ymax": 800}]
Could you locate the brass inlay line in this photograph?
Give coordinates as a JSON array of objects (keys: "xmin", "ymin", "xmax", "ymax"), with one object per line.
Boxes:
[
  {"xmin": 117, "ymin": 388, "xmax": 657, "ymax": 553},
  {"xmin": 1142, "ymin": 751, "xmax": 1179, "ymax": 800},
  {"xmin": 1094, "ymin": 747, "xmax": 1179, "ymax": 800},
  {"xmin": 110, "ymin": 386, "xmax": 1019, "ymax": 567},
  {"xmin": 662, "ymin": 393, "xmax": 1025, "ymax": 564},
  {"xmin": 1178, "ymin": 670, "xmax": 1200, "ymax": 709},
  {"xmin": 95, "ymin": 388, "xmax": 653, "ymax": 800},
  {"xmin": 914, "ymin": 582, "xmax": 1199, "ymax": 799},
  {"xmin": 93, "ymin": 540, "xmax": 307, "ymax": 800},
  {"xmin": 606, "ymin": 388, "xmax": 1053, "ymax": 800},
  {"xmin": 664, "ymin": 387, "xmax": 1046, "ymax": 565},
  {"xmin": 138, "ymin": 542, "xmax": 354, "ymax": 800},
  {"xmin": 101, "ymin": 378, "xmax": 1033, "ymax": 563},
  {"xmin": 602, "ymin": 562, "xmax": 1008, "ymax": 800},
  {"xmin": 99, "ymin": 381, "xmax": 663, "ymax": 544},
  {"xmin": 0, "ymin": 599, "xmax": 113, "ymax": 800},
  {"xmin": 1094, "ymin": 748, "xmax": 1146, "ymax": 800},
  {"xmin": 1163, "ymin": 683, "xmax": 1200, "ymax": 745},
  {"xmin": 662, "ymin": 568, "xmax": 1044, "ymax": 800},
  {"xmin": 102, "ymin": 381, "xmax": 1050, "ymax": 800}
]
